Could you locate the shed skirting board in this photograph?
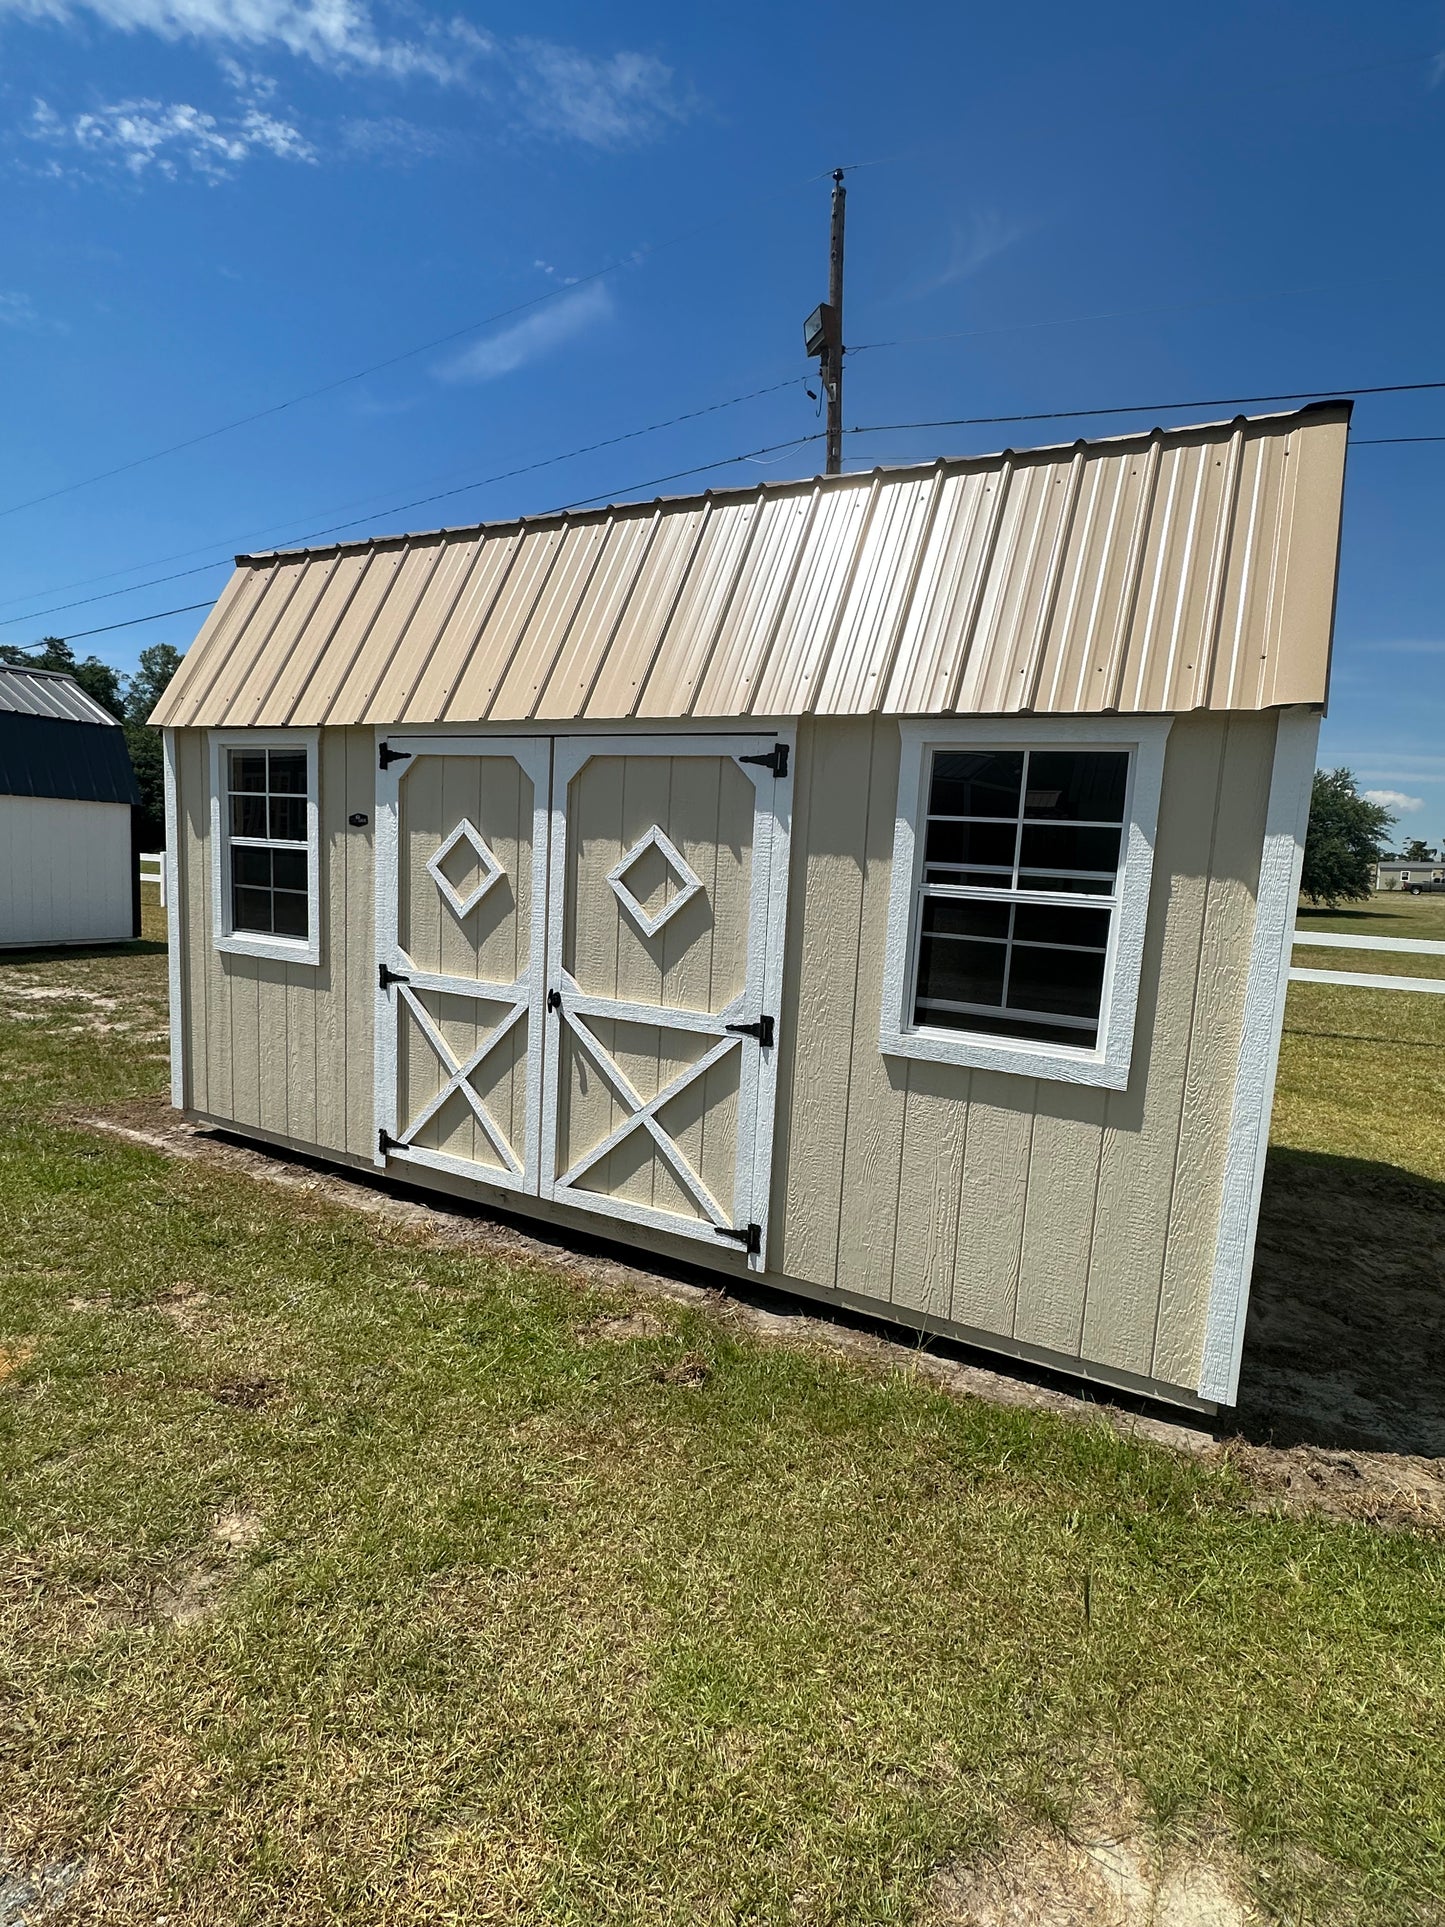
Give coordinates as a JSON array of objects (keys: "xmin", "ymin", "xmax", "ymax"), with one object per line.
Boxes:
[
  {"xmin": 184, "ymin": 1109, "xmax": 1216, "ymax": 1413},
  {"xmin": 163, "ymin": 730, "xmax": 185, "ymax": 1111},
  {"xmin": 1197, "ymin": 707, "xmax": 1320, "ymax": 1405}
]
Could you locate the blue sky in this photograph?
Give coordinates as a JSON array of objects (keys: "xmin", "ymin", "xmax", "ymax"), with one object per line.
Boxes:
[{"xmin": 0, "ymin": 0, "xmax": 1442, "ymax": 848}]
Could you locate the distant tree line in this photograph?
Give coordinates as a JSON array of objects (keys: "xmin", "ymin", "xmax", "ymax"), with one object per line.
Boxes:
[{"xmin": 0, "ymin": 636, "xmax": 180, "ymax": 852}]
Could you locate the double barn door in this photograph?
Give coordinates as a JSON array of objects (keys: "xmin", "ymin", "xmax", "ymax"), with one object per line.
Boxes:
[{"xmin": 374, "ymin": 734, "xmax": 789, "ymax": 1270}]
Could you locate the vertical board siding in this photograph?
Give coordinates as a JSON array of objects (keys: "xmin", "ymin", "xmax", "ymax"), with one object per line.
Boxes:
[
  {"xmin": 774, "ymin": 709, "xmax": 1274, "ymax": 1397},
  {"xmin": 175, "ymin": 724, "xmax": 374, "ymax": 1161},
  {"xmin": 0, "ymin": 796, "xmax": 134, "ymax": 946}
]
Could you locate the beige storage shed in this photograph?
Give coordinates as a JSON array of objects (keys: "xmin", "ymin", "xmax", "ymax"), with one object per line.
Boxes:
[{"xmin": 152, "ymin": 401, "xmax": 1350, "ymax": 1410}]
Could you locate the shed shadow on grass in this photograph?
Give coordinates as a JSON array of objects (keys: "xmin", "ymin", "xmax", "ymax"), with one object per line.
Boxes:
[
  {"xmin": 0, "ymin": 938, "xmax": 167, "ymax": 964},
  {"xmin": 1235, "ymin": 1147, "xmax": 1445, "ymax": 1456}
]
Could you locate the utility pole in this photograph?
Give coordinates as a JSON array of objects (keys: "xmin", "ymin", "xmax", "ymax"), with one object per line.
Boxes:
[
  {"xmin": 825, "ymin": 168, "xmax": 846, "ymax": 473},
  {"xmin": 803, "ymin": 168, "xmax": 847, "ymax": 474}
]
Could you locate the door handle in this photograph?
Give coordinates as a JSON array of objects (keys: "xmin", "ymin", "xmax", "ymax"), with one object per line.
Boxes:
[{"xmin": 547, "ymin": 989, "xmax": 562, "ymax": 1014}]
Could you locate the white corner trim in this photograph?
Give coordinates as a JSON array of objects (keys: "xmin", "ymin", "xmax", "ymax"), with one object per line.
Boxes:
[
  {"xmin": 208, "ymin": 729, "xmax": 321, "ymax": 966},
  {"xmin": 1198, "ymin": 707, "xmax": 1320, "ymax": 1405},
  {"xmin": 162, "ymin": 729, "xmax": 185, "ymax": 1111},
  {"xmin": 878, "ymin": 715, "xmax": 1172, "ymax": 1090}
]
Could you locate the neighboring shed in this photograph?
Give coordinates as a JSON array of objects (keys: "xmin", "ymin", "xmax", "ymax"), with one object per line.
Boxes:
[
  {"xmin": 0, "ymin": 666, "xmax": 141, "ymax": 948},
  {"xmin": 152, "ymin": 402, "xmax": 1351, "ymax": 1410}
]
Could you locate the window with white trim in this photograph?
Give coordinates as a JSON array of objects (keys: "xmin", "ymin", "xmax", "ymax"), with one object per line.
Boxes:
[
  {"xmin": 914, "ymin": 747, "xmax": 1126, "ymax": 1047},
  {"xmin": 210, "ymin": 732, "xmax": 321, "ymax": 964},
  {"xmin": 880, "ymin": 720, "xmax": 1170, "ymax": 1089}
]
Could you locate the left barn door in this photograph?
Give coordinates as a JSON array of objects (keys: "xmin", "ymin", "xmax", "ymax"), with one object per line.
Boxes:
[{"xmin": 375, "ymin": 736, "xmax": 551, "ymax": 1191}]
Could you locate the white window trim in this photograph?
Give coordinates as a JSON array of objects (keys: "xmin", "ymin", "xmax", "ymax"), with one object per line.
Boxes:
[
  {"xmin": 879, "ymin": 716, "xmax": 1172, "ymax": 1089},
  {"xmin": 209, "ymin": 729, "xmax": 321, "ymax": 966}
]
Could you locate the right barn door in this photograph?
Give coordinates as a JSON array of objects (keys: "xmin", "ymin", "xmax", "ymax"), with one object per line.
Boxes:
[{"xmin": 541, "ymin": 737, "xmax": 789, "ymax": 1271}]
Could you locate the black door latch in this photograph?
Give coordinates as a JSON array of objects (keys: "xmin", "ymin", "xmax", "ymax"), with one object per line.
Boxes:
[
  {"xmin": 738, "ymin": 743, "xmax": 788, "ymax": 778},
  {"xmin": 725, "ymin": 1014, "xmax": 775, "ymax": 1049},
  {"xmin": 715, "ymin": 1222, "xmax": 762, "ymax": 1256},
  {"xmin": 547, "ymin": 989, "xmax": 562, "ymax": 1013}
]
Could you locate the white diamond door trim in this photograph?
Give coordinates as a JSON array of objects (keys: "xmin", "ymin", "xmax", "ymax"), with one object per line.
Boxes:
[
  {"xmin": 540, "ymin": 731, "xmax": 794, "ymax": 1272},
  {"xmin": 607, "ymin": 824, "xmax": 704, "ymax": 938},
  {"xmin": 374, "ymin": 734, "xmax": 551, "ymax": 1194},
  {"xmin": 427, "ymin": 817, "xmax": 505, "ymax": 919}
]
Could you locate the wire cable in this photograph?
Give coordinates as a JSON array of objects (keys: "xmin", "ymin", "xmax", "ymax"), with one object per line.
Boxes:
[
  {"xmin": 0, "ymin": 168, "xmax": 839, "ymax": 524},
  {"xmin": 0, "ymin": 375, "xmax": 809, "ymax": 631},
  {"xmin": 844, "ymin": 379, "xmax": 1445, "ymax": 438}
]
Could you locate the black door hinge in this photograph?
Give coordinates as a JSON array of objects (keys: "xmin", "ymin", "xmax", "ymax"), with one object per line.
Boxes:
[
  {"xmin": 725, "ymin": 1014, "xmax": 775, "ymax": 1049},
  {"xmin": 379, "ymin": 962, "xmax": 410, "ymax": 990},
  {"xmin": 715, "ymin": 1222, "xmax": 762, "ymax": 1257},
  {"xmin": 379, "ymin": 741, "xmax": 412, "ymax": 770},
  {"xmin": 378, "ymin": 1128, "xmax": 399, "ymax": 1154},
  {"xmin": 738, "ymin": 743, "xmax": 789, "ymax": 779}
]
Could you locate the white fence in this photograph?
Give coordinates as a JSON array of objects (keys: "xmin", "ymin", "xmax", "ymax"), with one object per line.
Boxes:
[
  {"xmin": 1291, "ymin": 930, "xmax": 1445, "ymax": 996},
  {"xmin": 139, "ymin": 851, "xmax": 166, "ymax": 908}
]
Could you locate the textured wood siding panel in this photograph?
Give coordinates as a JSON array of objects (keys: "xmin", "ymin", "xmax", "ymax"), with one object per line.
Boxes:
[
  {"xmin": 173, "ymin": 725, "xmax": 374, "ymax": 1159},
  {"xmin": 772, "ymin": 711, "xmax": 1274, "ymax": 1396}
]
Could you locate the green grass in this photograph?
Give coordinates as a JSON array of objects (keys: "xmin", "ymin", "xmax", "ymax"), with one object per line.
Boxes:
[
  {"xmin": 1278, "ymin": 893, "xmax": 1445, "ymax": 1182},
  {"xmin": 1, "ymin": 891, "xmax": 1443, "ymax": 1923}
]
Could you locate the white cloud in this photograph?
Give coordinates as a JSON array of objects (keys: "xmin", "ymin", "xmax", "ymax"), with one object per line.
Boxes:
[
  {"xmin": 0, "ymin": 290, "xmax": 43, "ymax": 328},
  {"xmin": 435, "ymin": 280, "xmax": 613, "ymax": 383},
  {"xmin": 907, "ymin": 211, "xmax": 1028, "ymax": 299},
  {"xmin": 337, "ymin": 114, "xmax": 458, "ymax": 162},
  {"xmin": 0, "ymin": 0, "xmax": 691, "ymax": 145},
  {"xmin": 510, "ymin": 40, "xmax": 687, "ymax": 147},
  {"xmin": 1363, "ymin": 789, "xmax": 1424, "ymax": 814},
  {"xmin": 29, "ymin": 92, "xmax": 316, "ymax": 176},
  {"xmin": 0, "ymin": 0, "xmax": 474, "ymax": 81}
]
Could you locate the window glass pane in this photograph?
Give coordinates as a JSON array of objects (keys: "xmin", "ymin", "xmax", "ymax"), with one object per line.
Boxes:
[
  {"xmin": 232, "ymin": 845, "xmax": 273, "ymax": 888},
  {"xmin": 1023, "ymin": 750, "xmax": 1128, "ymax": 822},
  {"xmin": 924, "ymin": 819, "xmax": 1016, "ymax": 872},
  {"xmin": 271, "ymin": 892, "xmax": 309, "ymax": 939},
  {"xmin": 1018, "ymin": 824, "xmax": 1121, "ymax": 878},
  {"xmin": 229, "ymin": 751, "xmax": 266, "ymax": 792},
  {"xmin": 268, "ymin": 795, "xmax": 306, "ymax": 841},
  {"xmin": 921, "ymin": 897, "xmax": 1010, "ymax": 942},
  {"xmin": 915, "ymin": 935, "xmax": 1006, "ymax": 1013},
  {"xmin": 929, "ymin": 750, "xmax": 1023, "ymax": 820},
  {"xmin": 268, "ymin": 750, "xmax": 308, "ymax": 794},
  {"xmin": 1013, "ymin": 903, "xmax": 1111, "ymax": 950},
  {"xmin": 1008, "ymin": 944, "xmax": 1107, "ymax": 1019},
  {"xmin": 233, "ymin": 886, "xmax": 272, "ymax": 933},
  {"xmin": 271, "ymin": 848, "xmax": 307, "ymax": 893},
  {"xmin": 230, "ymin": 795, "xmax": 267, "ymax": 838}
]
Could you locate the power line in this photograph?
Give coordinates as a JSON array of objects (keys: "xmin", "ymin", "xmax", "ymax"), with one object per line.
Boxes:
[
  {"xmin": 0, "ymin": 375, "xmax": 808, "ymax": 631},
  {"xmin": 0, "ymin": 170, "xmax": 832, "ymax": 525},
  {"xmin": 9, "ymin": 439, "xmax": 826, "ymax": 647},
  {"xmin": 844, "ymin": 379, "xmax": 1445, "ymax": 439}
]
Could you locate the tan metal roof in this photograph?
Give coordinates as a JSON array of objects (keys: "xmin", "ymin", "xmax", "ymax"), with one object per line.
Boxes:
[{"xmin": 151, "ymin": 403, "xmax": 1350, "ymax": 730}]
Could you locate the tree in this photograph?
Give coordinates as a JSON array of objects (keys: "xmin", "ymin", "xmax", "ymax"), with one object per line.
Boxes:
[
  {"xmin": 0, "ymin": 636, "xmax": 124, "ymax": 719},
  {"xmin": 123, "ymin": 642, "xmax": 183, "ymax": 853},
  {"xmin": 1401, "ymin": 838, "xmax": 1436, "ymax": 864},
  {"xmin": 1300, "ymin": 768, "xmax": 1394, "ymax": 907}
]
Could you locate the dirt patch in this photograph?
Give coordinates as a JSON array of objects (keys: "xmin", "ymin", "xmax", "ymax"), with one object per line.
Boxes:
[
  {"xmin": 207, "ymin": 1374, "xmax": 276, "ymax": 1412},
  {"xmin": 75, "ymin": 1102, "xmax": 1445, "ymax": 1534},
  {"xmin": 150, "ymin": 1284, "xmax": 215, "ymax": 1333},
  {"xmin": 928, "ymin": 1823, "xmax": 1257, "ymax": 1926},
  {"xmin": 151, "ymin": 1509, "xmax": 264, "ymax": 1627},
  {"xmin": 1237, "ymin": 1151, "xmax": 1445, "ymax": 1459},
  {"xmin": 0, "ymin": 1341, "xmax": 37, "ymax": 1384},
  {"xmin": 652, "ymin": 1352, "xmax": 711, "ymax": 1387},
  {"xmin": 578, "ymin": 1311, "xmax": 671, "ymax": 1344}
]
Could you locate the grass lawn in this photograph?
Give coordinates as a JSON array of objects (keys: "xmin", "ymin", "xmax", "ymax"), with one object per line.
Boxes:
[
  {"xmin": 0, "ymin": 893, "xmax": 1442, "ymax": 1924},
  {"xmin": 1280, "ymin": 893, "xmax": 1445, "ymax": 1184}
]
